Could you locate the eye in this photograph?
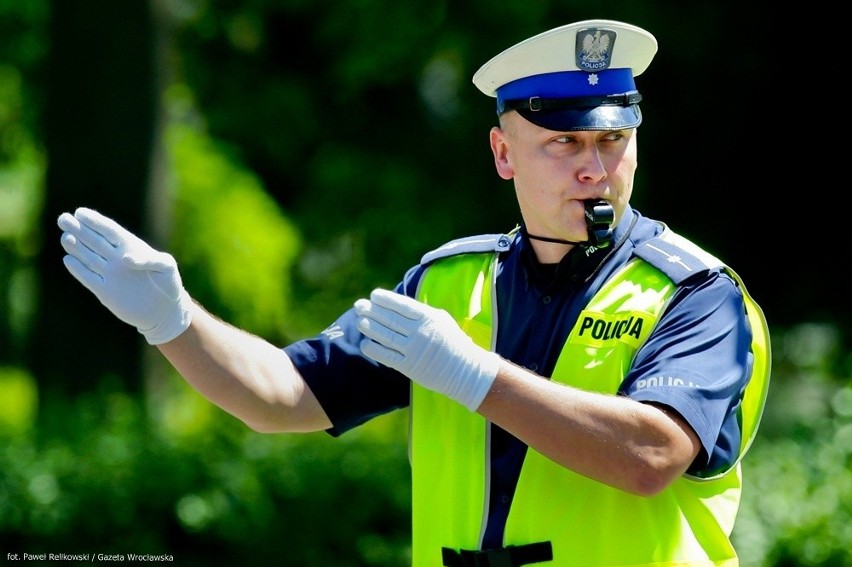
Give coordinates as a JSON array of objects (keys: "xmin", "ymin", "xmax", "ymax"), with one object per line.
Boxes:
[
  {"xmin": 601, "ymin": 131, "xmax": 625, "ymax": 143},
  {"xmin": 554, "ymin": 135, "xmax": 577, "ymax": 144}
]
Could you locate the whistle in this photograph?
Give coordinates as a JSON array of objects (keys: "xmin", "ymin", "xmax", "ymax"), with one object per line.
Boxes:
[{"xmin": 583, "ymin": 200, "xmax": 614, "ymax": 247}]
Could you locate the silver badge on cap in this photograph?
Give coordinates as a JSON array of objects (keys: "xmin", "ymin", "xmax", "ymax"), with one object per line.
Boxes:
[{"xmin": 576, "ymin": 27, "xmax": 616, "ymax": 72}]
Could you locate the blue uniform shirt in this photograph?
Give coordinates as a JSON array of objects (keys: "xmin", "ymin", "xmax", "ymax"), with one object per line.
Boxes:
[{"xmin": 284, "ymin": 207, "xmax": 753, "ymax": 548}]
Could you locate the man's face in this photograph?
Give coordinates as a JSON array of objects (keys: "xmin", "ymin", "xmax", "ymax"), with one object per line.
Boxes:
[{"xmin": 489, "ymin": 112, "xmax": 638, "ymax": 258}]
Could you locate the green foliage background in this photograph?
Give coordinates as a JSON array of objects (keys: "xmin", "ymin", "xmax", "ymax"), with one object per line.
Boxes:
[{"xmin": 0, "ymin": 1, "xmax": 849, "ymax": 566}]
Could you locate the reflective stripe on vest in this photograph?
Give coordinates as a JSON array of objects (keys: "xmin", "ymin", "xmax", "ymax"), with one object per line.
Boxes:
[{"xmin": 410, "ymin": 245, "xmax": 769, "ymax": 567}]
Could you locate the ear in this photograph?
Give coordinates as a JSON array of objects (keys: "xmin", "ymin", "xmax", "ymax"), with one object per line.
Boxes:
[{"xmin": 489, "ymin": 126, "xmax": 514, "ymax": 180}]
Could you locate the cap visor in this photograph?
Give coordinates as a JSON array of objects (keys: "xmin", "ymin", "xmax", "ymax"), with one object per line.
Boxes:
[{"xmin": 517, "ymin": 104, "xmax": 642, "ymax": 131}]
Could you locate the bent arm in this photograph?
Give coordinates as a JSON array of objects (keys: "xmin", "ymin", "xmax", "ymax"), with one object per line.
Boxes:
[
  {"xmin": 157, "ymin": 302, "xmax": 333, "ymax": 434},
  {"xmin": 354, "ymin": 286, "xmax": 702, "ymax": 494},
  {"xmin": 478, "ymin": 359, "xmax": 701, "ymax": 497}
]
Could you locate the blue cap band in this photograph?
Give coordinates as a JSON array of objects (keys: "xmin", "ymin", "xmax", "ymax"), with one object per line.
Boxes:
[{"xmin": 496, "ymin": 68, "xmax": 636, "ymax": 114}]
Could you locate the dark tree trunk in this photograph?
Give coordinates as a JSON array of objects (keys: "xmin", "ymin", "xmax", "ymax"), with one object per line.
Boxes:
[{"xmin": 29, "ymin": 0, "xmax": 158, "ymax": 408}]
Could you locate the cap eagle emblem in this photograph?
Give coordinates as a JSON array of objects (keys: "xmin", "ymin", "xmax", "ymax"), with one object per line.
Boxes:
[{"xmin": 577, "ymin": 28, "xmax": 615, "ymax": 72}]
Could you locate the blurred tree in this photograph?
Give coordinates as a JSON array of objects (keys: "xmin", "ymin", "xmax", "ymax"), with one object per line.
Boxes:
[
  {"xmin": 27, "ymin": 0, "xmax": 161, "ymax": 408},
  {"xmin": 0, "ymin": 1, "xmax": 48, "ymax": 367}
]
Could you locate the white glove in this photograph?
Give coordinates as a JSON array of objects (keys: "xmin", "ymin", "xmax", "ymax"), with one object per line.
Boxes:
[
  {"xmin": 57, "ymin": 207, "xmax": 193, "ymax": 345},
  {"xmin": 354, "ymin": 288, "xmax": 500, "ymax": 411}
]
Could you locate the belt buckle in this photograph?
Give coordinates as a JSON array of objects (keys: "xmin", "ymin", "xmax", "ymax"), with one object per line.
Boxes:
[{"xmin": 528, "ymin": 96, "xmax": 543, "ymax": 111}]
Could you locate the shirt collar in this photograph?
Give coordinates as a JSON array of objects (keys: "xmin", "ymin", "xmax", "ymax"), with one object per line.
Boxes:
[{"xmin": 518, "ymin": 206, "xmax": 637, "ymax": 287}]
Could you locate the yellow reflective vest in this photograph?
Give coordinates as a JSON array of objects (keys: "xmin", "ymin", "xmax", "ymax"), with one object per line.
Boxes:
[{"xmin": 410, "ymin": 228, "xmax": 770, "ymax": 566}]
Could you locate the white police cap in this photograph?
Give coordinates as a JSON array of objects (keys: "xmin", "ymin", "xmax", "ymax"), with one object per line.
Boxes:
[{"xmin": 472, "ymin": 20, "xmax": 658, "ymax": 131}]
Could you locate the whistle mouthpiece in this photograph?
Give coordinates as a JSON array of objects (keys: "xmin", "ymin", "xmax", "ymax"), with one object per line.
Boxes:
[{"xmin": 583, "ymin": 199, "xmax": 614, "ymax": 247}]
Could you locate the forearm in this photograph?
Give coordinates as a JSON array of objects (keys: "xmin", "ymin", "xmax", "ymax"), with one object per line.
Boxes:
[
  {"xmin": 157, "ymin": 302, "xmax": 332, "ymax": 434},
  {"xmin": 477, "ymin": 359, "xmax": 701, "ymax": 496}
]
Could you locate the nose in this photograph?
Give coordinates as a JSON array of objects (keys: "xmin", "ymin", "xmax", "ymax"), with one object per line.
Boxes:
[{"xmin": 577, "ymin": 146, "xmax": 607, "ymax": 184}]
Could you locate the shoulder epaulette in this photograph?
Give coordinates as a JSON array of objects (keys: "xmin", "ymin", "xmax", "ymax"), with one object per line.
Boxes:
[
  {"xmin": 420, "ymin": 233, "xmax": 514, "ymax": 266},
  {"xmin": 633, "ymin": 226, "xmax": 725, "ymax": 285}
]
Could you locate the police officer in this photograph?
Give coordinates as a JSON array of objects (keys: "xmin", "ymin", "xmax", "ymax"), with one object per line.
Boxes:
[{"xmin": 58, "ymin": 19, "xmax": 770, "ymax": 567}]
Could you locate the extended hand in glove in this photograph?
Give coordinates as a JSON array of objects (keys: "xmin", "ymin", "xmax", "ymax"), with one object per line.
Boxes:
[
  {"xmin": 57, "ymin": 207, "xmax": 192, "ymax": 345},
  {"xmin": 354, "ymin": 288, "xmax": 500, "ymax": 411}
]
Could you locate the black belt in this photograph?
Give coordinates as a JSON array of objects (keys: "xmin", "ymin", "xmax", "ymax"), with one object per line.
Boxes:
[{"xmin": 442, "ymin": 542, "xmax": 553, "ymax": 567}]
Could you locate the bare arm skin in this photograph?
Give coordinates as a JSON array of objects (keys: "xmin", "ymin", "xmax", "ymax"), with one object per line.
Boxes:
[
  {"xmin": 478, "ymin": 358, "xmax": 702, "ymax": 496},
  {"xmin": 156, "ymin": 302, "xmax": 332, "ymax": 434}
]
